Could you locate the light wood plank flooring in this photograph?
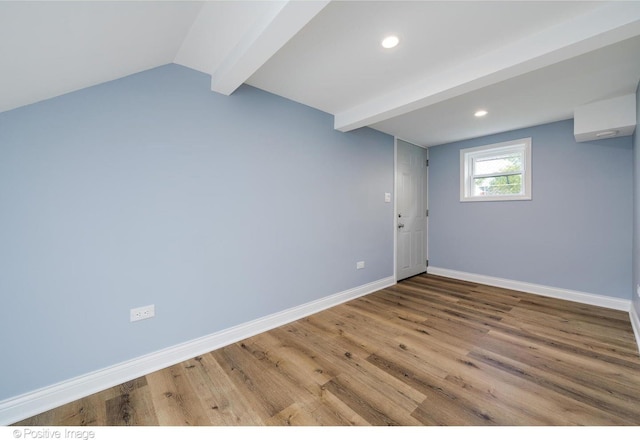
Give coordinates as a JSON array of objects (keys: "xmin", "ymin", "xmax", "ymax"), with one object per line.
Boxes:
[{"xmin": 14, "ymin": 274, "xmax": 640, "ymax": 426}]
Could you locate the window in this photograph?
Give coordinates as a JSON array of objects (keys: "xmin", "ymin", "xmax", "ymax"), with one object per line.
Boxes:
[{"xmin": 460, "ymin": 137, "xmax": 531, "ymax": 202}]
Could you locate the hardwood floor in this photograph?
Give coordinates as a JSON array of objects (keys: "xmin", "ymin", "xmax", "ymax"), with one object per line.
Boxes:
[{"xmin": 14, "ymin": 274, "xmax": 640, "ymax": 426}]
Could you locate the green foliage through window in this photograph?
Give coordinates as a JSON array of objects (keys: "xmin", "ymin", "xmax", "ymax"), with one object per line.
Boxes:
[
  {"xmin": 472, "ymin": 154, "xmax": 523, "ymax": 195},
  {"xmin": 460, "ymin": 138, "xmax": 531, "ymax": 202}
]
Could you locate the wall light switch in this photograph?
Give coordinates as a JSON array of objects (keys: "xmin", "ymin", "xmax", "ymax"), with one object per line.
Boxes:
[
  {"xmin": 384, "ymin": 193, "xmax": 391, "ymax": 203},
  {"xmin": 356, "ymin": 261, "xmax": 365, "ymax": 269}
]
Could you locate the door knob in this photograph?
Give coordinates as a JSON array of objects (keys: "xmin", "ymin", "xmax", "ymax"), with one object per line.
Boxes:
[{"xmin": 398, "ymin": 223, "xmax": 405, "ymax": 229}]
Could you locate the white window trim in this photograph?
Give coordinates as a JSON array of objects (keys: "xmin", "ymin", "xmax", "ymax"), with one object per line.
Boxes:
[{"xmin": 460, "ymin": 137, "xmax": 532, "ymax": 202}]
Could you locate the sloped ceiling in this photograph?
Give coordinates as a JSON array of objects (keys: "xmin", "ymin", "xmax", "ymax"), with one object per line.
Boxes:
[
  {"xmin": 2, "ymin": 1, "xmax": 640, "ymax": 146},
  {"xmin": 0, "ymin": 1, "xmax": 203, "ymax": 114}
]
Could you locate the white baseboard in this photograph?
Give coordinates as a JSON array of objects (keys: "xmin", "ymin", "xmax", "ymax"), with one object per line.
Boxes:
[
  {"xmin": 630, "ymin": 305, "xmax": 640, "ymax": 353},
  {"xmin": 0, "ymin": 276, "xmax": 395, "ymax": 426},
  {"xmin": 427, "ymin": 266, "xmax": 631, "ymax": 312}
]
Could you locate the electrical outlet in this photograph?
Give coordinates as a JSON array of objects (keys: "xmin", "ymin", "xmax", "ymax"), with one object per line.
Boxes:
[
  {"xmin": 130, "ymin": 305, "xmax": 155, "ymax": 322},
  {"xmin": 356, "ymin": 261, "xmax": 365, "ymax": 270}
]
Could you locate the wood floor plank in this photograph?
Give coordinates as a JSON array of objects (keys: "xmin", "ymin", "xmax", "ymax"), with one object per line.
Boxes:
[
  {"xmin": 468, "ymin": 344, "xmax": 640, "ymax": 424},
  {"xmin": 505, "ymin": 306, "xmax": 639, "ymax": 352},
  {"xmin": 13, "ymin": 273, "xmax": 640, "ymax": 426},
  {"xmin": 31, "ymin": 395, "xmax": 105, "ymax": 426},
  {"xmin": 473, "ymin": 331, "xmax": 640, "ymax": 420},
  {"xmin": 400, "ymin": 279, "xmax": 517, "ymax": 314},
  {"xmin": 301, "ymin": 307, "xmax": 401, "ymax": 355},
  {"xmin": 266, "ymin": 402, "xmax": 325, "ymax": 426},
  {"xmin": 310, "ymin": 389, "xmax": 371, "ymax": 426},
  {"xmin": 179, "ymin": 353, "xmax": 264, "ymax": 425},
  {"xmin": 144, "ymin": 362, "xmax": 214, "ymax": 425},
  {"xmin": 345, "ymin": 293, "xmax": 433, "ymax": 326},
  {"xmin": 375, "ymin": 287, "xmax": 509, "ymax": 333},
  {"xmin": 466, "ymin": 347, "xmax": 636, "ymax": 425},
  {"xmin": 442, "ymin": 366, "xmax": 567, "ymax": 425},
  {"xmin": 290, "ymin": 318, "xmax": 428, "ymax": 409},
  {"xmin": 323, "ymin": 373, "xmax": 421, "ymax": 426},
  {"xmin": 105, "ymin": 380, "xmax": 158, "ymax": 426},
  {"xmin": 441, "ymin": 348, "xmax": 634, "ymax": 425},
  {"xmin": 249, "ymin": 331, "xmax": 334, "ymax": 391},
  {"xmin": 364, "ymin": 343, "xmax": 550, "ymax": 425},
  {"xmin": 265, "ymin": 389, "xmax": 374, "ymax": 426},
  {"xmin": 410, "ymin": 387, "xmax": 499, "ymax": 426},
  {"xmin": 486, "ymin": 326, "xmax": 640, "ymax": 388},
  {"xmin": 492, "ymin": 316, "xmax": 640, "ymax": 371},
  {"xmin": 209, "ymin": 342, "xmax": 299, "ymax": 420}
]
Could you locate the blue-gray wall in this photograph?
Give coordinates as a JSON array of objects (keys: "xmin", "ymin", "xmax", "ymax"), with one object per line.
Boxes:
[
  {"xmin": 634, "ymin": 84, "xmax": 640, "ymax": 319},
  {"xmin": 429, "ymin": 119, "xmax": 633, "ymax": 300},
  {"xmin": 0, "ymin": 64, "xmax": 394, "ymax": 400}
]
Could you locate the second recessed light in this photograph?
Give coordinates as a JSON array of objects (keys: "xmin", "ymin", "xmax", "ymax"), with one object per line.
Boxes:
[
  {"xmin": 381, "ymin": 35, "xmax": 399, "ymax": 49},
  {"xmin": 474, "ymin": 109, "xmax": 488, "ymax": 117}
]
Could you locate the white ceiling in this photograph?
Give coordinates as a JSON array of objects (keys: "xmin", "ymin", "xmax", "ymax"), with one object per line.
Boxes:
[{"xmin": 2, "ymin": 1, "xmax": 640, "ymax": 147}]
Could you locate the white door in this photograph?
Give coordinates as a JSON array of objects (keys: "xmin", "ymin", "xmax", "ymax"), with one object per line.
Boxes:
[{"xmin": 396, "ymin": 139, "xmax": 428, "ymax": 281}]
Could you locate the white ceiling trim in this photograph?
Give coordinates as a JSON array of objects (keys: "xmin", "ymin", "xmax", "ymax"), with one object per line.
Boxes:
[
  {"xmin": 333, "ymin": 1, "xmax": 640, "ymax": 133},
  {"xmin": 210, "ymin": 0, "xmax": 330, "ymax": 96}
]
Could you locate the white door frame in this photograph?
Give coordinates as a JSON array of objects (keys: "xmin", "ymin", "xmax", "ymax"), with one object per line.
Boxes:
[
  {"xmin": 394, "ymin": 137, "xmax": 429, "ymax": 282},
  {"xmin": 393, "ymin": 138, "xmax": 398, "ymax": 281}
]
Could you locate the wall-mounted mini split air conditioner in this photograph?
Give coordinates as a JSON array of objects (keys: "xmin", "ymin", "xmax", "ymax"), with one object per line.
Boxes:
[{"xmin": 573, "ymin": 94, "xmax": 636, "ymax": 142}]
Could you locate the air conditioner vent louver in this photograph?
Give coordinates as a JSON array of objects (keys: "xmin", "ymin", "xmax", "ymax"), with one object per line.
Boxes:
[{"xmin": 574, "ymin": 94, "xmax": 636, "ymax": 142}]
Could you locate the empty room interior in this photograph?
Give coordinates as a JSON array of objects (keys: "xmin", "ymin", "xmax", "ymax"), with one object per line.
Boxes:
[{"xmin": 2, "ymin": 0, "xmax": 640, "ymax": 427}]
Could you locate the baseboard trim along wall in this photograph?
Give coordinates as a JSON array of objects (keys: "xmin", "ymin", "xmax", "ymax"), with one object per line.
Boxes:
[
  {"xmin": 428, "ymin": 266, "xmax": 640, "ymax": 354},
  {"xmin": 630, "ymin": 306, "xmax": 640, "ymax": 354},
  {"xmin": 0, "ymin": 276, "xmax": 396, "ymax": 426},
  {"xmin": 427, "ymin": 266, "xmax": 631, "ymax": 312}
]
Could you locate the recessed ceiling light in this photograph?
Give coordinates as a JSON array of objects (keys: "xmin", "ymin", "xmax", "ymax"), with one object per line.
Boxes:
[
  {"xmin": 595, "ymin": 130, "xmax": 618, "ymax": 138},
  {"xmin": 474, "ymin": 109, "xmax": 488, "ymax": 117},
  {"xmin": 381, "ymin": 35, "xmax": 399, "ymax": 49}
]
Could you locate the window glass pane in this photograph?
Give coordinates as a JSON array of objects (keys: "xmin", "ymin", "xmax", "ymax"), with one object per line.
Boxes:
[
  {"xmin": 473, "ymin": 152, "xmax": 522, "ymax": 176},
  {"xmin": 460, "ymin": 137, "xmax": 531, "ymax": 202},
  {"xmin": 473, "ymin": 174, "xmax": 522, "ymax": 196}
]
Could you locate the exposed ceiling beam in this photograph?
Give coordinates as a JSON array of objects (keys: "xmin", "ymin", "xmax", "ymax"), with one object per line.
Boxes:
[
  {"xmin": 210, "ymin": 0, "xmax": 330, "ymax": 96},
  {"xmin": 334, "ymin": 1, "xmax": 640, "ymax": 132}
]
